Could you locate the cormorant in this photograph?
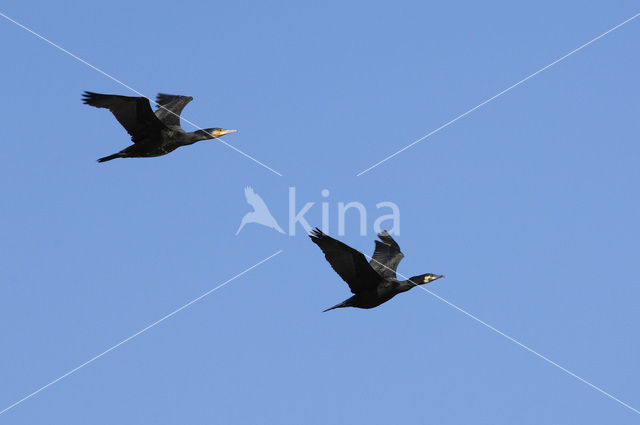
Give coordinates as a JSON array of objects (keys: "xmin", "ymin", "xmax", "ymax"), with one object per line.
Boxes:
[
  {"xmin": 82, "ymin": 91, "xmax": 237, "ymax": 162},
  {"xmin": 309, "ymin": 228, "xmax": 444, "ymax": 311}
]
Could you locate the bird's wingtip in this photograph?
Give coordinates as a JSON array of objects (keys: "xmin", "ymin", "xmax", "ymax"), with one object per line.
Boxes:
[
  {"xmin": 81, "ymin": 91, "xmax": 94, "ymax": 104},
  {"xmin": 309, "ymin": 227, "xmax": 324, "ymax": 239}
]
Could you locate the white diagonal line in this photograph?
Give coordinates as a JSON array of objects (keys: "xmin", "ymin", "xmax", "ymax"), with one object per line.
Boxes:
[
  {"xmin": 0, "ymin": 11, "xmax": 283, "ymax": 177},
  {"xmin": 214, "ymin": 138, "xmax": 282, "ymax": 176},
  {"xmin": 0, "ymin": 250, "xmax": 283, "ymax": 416},
  {"xmin": 356, "ymin": 12, "xmax": 640, "ymax": 176},
  {"xmin": 365, "ymin": 255, "xmax": 639, "ymax": 415}
]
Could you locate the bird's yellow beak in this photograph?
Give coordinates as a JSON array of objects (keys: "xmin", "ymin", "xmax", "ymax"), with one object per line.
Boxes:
[
  {"xmin": 211, "ymin": 129, "xmax": 238, "ymax": 138},
  {"xmin": 423, "ymin": 274, "xmax": 445, "ymax": 283}
]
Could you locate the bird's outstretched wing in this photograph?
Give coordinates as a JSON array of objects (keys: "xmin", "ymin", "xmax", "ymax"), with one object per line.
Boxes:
[
  {"xmin": 82, "ymin": 91, "xmax": 165, "ymax": 144},
  {"xmin": 369, "ymin": 231, "xmax": 404, "ymax": 279},
  {"xmin": 309, "ymin": 228, "xmax": 382, "ymax": 294},
  {"xmin": 154, "ymin": 94, "xmax": 193, "ymax": 127}
]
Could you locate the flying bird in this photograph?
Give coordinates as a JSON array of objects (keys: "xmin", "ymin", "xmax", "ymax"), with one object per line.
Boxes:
[
  {"xmin": 82, "ymin": 91, "xmax": 237, "ymax": 162},
  {"xmin": 309, "ymin": 228, "xmax": 444, "ymax": 311},
  {"xmin": 236, "ymin": 187, "xmax": 285, "ymax": 235}
]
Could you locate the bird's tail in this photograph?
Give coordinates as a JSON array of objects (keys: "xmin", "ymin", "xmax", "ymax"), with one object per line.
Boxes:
[
  {"xmin": 97, "ymin": 153, "xmax": 121, "ymax": 163},
  {"xmin": 323, "ymin": 300, "xmax": 349, "ymax": 312}
]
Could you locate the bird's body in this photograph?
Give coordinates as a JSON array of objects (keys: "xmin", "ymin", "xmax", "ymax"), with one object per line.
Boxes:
[
  {"xmin": 82, "ymin": 91, "xmax": 237, "ymax": 162},
  {"xmin": 309, "ymin": 228, "xmax": 444, "ymax": 311},
  {"xmin": 330, "ymin": 284, "xmax": 401, "ymax": 310}
]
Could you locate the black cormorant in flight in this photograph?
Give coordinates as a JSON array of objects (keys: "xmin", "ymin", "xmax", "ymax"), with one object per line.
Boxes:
[
  {"xmin": 310, "ymin": 228, "xmax": 444, "ymax": 312},
  {"xmin": 82, "ymin": 92, "xmax": 237, "ymax": 162}
]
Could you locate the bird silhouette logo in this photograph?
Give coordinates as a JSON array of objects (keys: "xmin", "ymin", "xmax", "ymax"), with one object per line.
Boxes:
[{"xmin": 236, "ymin": 187, "xmax": 285, "ymax": 235}]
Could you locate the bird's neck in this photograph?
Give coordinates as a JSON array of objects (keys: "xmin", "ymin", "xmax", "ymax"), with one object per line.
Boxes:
[
  {"xmin": 396, "ymin": 281, "xmax": 414, "ymax": 293},
  {"xmin": 185, "ymin": 132, "xmax": 211, "ymax": 144}
]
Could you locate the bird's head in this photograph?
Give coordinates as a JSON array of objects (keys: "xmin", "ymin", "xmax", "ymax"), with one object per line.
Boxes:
[
  {"xmin": 409, "ymin": 273, "xmax": 445, "ymax": 286},
  {"xmin": 397, "ymin": 273, "xmax": 444, "ymax": 293},
  {"xmin": 196, "ymin": 128, "xmax": 238, "ymax": 140}
]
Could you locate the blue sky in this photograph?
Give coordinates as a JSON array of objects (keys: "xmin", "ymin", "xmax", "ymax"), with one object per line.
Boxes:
[{"xmin": 1, "ymin": 1, "xmax": 639, "ymax": 423}]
